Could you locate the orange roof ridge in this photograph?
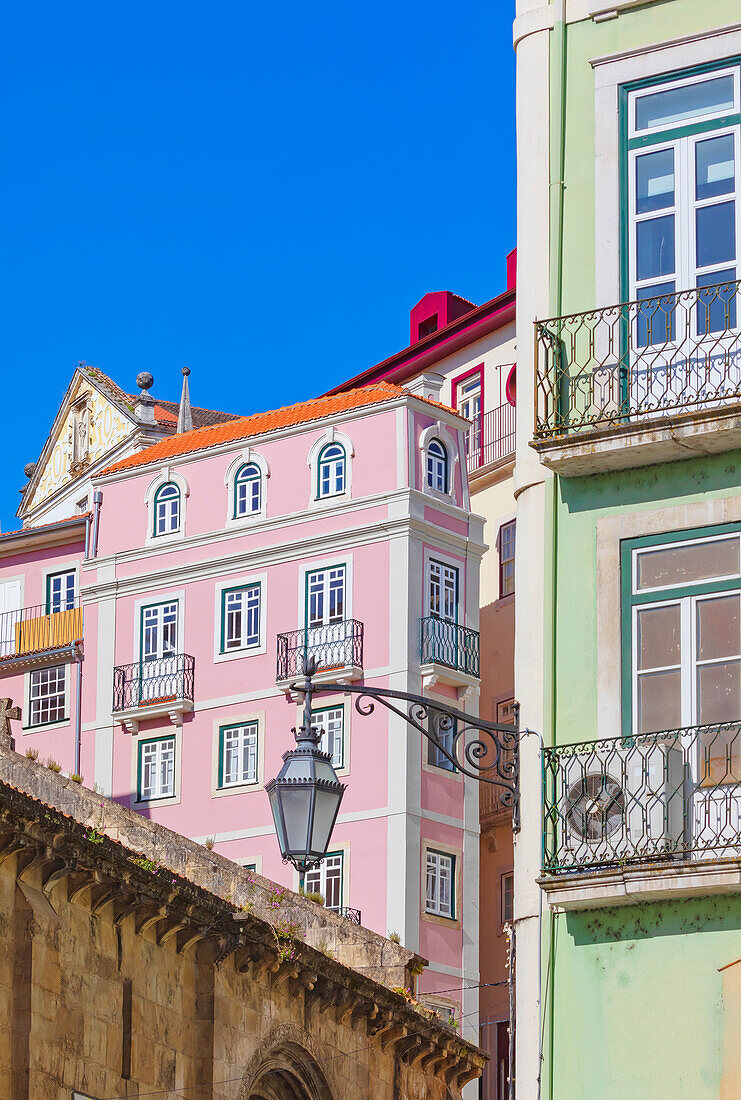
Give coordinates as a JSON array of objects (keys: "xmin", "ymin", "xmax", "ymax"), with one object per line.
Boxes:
[{"xmin": 100, "ymin": 382, "xmax": 455, "ymax": 476}]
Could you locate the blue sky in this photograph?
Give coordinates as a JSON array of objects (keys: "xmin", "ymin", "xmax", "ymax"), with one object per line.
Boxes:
[{"xmin": 1, "ymin": 1, "xmax": 516, "ymax": 531}]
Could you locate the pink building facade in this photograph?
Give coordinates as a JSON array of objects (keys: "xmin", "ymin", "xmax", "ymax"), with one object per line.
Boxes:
[{"xmin": 0, "ymin": 378, "xmax": 486, "ymax": 1040}]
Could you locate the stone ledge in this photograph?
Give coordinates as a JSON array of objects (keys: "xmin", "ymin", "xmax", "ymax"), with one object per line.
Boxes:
[
  {"xmin": 532, "ymin": 402, "xmax": 741, "ymax": 477},
  {"xmin": 539, "ymin": 856, "xmax": 741, "ymax": 910}
]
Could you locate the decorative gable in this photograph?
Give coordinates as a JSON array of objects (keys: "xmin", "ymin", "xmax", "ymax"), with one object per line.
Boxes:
[{"xmin": 24, "ymin": 372, "xmax": 134, "ymax": 514}]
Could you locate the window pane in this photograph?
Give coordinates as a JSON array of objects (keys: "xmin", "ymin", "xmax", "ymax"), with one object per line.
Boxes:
[
  {"xmin": 697, "ymin": 268, "xmax": 737, "ymax": 334},
  {"xmin": 699, "ymin": 722, "xmax": 741, "ymax": 786},
  {"xmin": 696, "ymin": 133, "xmax": 735, "ymax": 200},
  {"xmin": 636, "ymin": 148, "xmax": 675, "ymax": 214},
  {"xmin": 636, "ymin": 282, "xmax": 676, "ymax": 347},
  {"xmin": 637, "ymin": 604, "xmax": 681, "ymax": 670},
  {"xmin": 697, "ymin": 595, "xmax": 741, "ymax": 661},
  {"xmin": 636, "ymin": 537, "xmax": 740, "ymax": 590},
  {"xmin": 698, "ymin": 660, "xmax": 741, "ymax": 725},
  {"xmin": 637, "ymin": 669, "xmax": 682, "ymax": 733},
  {"xmin": 637, "ymin": 215, "xmax": 675, "ymax": 280},
  {"xmin": 635, "ymin": 75, "xmax": 735, "ymax": 132},
  {"xmin": 696, "ymin": 201, "xmax": 736, "ymax": 268}
]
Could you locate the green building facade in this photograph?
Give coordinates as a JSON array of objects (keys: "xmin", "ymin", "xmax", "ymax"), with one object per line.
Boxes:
[{"xmin": 514, "ymin": 1, "xmax": 741, "ymax": 1096}]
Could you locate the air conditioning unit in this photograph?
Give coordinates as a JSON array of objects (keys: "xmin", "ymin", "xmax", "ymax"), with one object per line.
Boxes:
[{"xmin": 557, "ymin": 737, "xmax": 687, "ymax": 867}]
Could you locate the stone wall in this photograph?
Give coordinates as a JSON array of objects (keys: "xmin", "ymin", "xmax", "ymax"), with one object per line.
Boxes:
[{"xmin": 0, "ymin": 751, "xmax": 485, "ymax": 1098}]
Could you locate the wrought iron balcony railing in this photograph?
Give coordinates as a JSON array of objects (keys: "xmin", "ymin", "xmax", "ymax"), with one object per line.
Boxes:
[
  {"xmin": 420, "ymin": 617, "xmax": 480, "ymax": 678},
  {"xmin": 535, "ymin": 279, "xmax": 741, "ymax": 438},
  {"xmin": 337, "ymin": 906, "xmax": 361, "ymax": 924},
  {"xmin": 543, "ymin": 723, "xmax": 741, "ymax": 873},
  {"xmin": 276, "ymin": 620, "xmax": 364, "ymax": 682},
  {"xmin": 112, "ymin": 653, "xmax": 195, "ymax": 713},
  {"xmin": 0, "ymin": 599, "xmax": 82, "ymax": 661},
  {"xmin": 466, "ymin": 403, "xmax": 516, "ymax": 473}
]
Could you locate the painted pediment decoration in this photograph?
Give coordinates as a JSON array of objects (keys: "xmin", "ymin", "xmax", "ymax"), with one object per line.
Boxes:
[{"xmin": 23, "ymin": 367, "xmax": 135, "ymax": 516}]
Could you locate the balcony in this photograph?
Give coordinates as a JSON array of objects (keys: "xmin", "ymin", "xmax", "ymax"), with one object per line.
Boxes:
[
  {"xmin": 542, "ymin": 723, "xmax": 741, "ymax": 909},
  {"xmin": 276, "ymin": 620, "xmax": 364, "ymax": 685},
  {"xmin": 534, "ymin": 280, "xmax": 741, "ymax": 474},
  {"xmin": 0, "ymin": 599, "xmax": 82, "ymax": 668},
  {"xmin": 465, "ymin": 403, "xmax": 516, "ymax": 476},
  {"xmin": 112, "ymin": 653, "xmax": 195, "ymax": 732},
  {"xmin": 420, "ymin": 617, "xmax": 480, "ymax": 694}
]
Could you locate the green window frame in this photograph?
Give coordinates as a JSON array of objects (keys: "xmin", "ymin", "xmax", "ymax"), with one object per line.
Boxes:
[
  {"xmin": 220, "ymin": 583, "xmax": 261, "ymax": 653},
  {"xmin": 310, "ymin": 705, "xmax": 344, "ymax": 768},
  {"xmin": 425, "ymin": 848, "xmax": 456, "ymax": 919},
  {"xmin": 45, "ymin": 569, "xmax": 76, "ymax": 613},
  {"xmin": 620, "ymin": 521, "xmax": 741, "ymax": 737},
  {"xmin": 234, "ymin": 463, "xmax": 262, "ymax": 519},
  {"xmin": 316, "ymin": 443, "xmax": 346, "ymax": 499},
  {"xmin": 619, "ymin": 56, "xmax": 741, "ymax": 305},
  {"xmin": 137, "ymin": 735, "xmax": 176, "ymax": 802},
  {"xmin": 218, "ymin": 721, "xmax": 259, "ymax": 788},
  {"xmin": 152, "ymin": 482, "xmax": 181, "ymax": 537}
]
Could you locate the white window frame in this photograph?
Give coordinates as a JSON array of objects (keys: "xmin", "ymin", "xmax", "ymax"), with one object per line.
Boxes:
[
  {"xmin": 144, "ymin": 468, "xmax": 189, "ymax": 544},
  {"xmin": 26, "ymin": 664, "xmax": 68, "ymax": 728},
  {"xmin": 304, "ymin": 851, "xmax": 344, "ymax": 912},
  {"xmin": 42, "ymin": 559, "xmax": 80, "ymax": 614},
  {"xmin": 224, "ymin": 449, "xmax": 269, "ymax": 526},
  {"xmin": 306, "ymin": 564, "xmax": 347, "ymax": 628},
  {"xmin": 428, "ymin": 559, "xmax": 459, "ymax": 623},
  {"xmin": 632, "ymin": 530, "xmax": 741, "ymax": 593},
  {"xmin": 219, "ymin": 721, "xmax": 259, "ymax": 788},
  {"xmin": 211, "ymin": 710, "xmax": 265, "ymax": 796},
  {"xmin": 418, "ymin": 422, "xmax": 459, "ymax": 503},
  {"xmin": 306, "ymin": 429, "xmax": 354, "ymax": 508},
  {"xmin": 213, "ymin": 573, "xmax": 267, "ymax": 663},
  {"xmin": 628, "ymin": 67, "xmax": 740, "ymax": 142},
  {"xmin": 310, "ymin": 705, "xmax": 345, "ymax": 769},
  {"xmin": 222, "ymin": 585, "xmax": 261, "ymax": 652},
  {"xmin": 137, "ymin": 736, "xmax": 176, "ymax": 802},
  {"xmin": 627, "ymin": 67, "xmax": 741, "ymax": 331},
  {"xmin": 424, "ymin": 848, "xmax": 456, "ymax": 919}
]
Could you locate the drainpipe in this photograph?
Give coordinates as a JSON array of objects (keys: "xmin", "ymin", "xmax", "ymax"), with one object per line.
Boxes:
[
  {"xmin": 74, "ymin": 646, "xmax": 83, "ymax": 776},
  {"xmin": 84, "ymin": 512, "xmax": 91, "ymax": 560},
  {"xmin": 544, "ymin": 5, "xmax": 567, "ymax": 1098},
  {"xmin": 90, "ymin": 490, "xmax": 103, "ymax": 559}
]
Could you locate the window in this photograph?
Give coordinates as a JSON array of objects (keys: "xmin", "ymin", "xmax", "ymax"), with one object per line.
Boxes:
[
  {"xmin": 221, "ymin": 585, "xmax": 260, "ymax": 652},
  {"xmin": 304, "ymin": 851, "xmax": 343, "ymax": 911},
  {"xmin": 499, "ymin": 521, "xmax": 516, "ymax": 598},
  {"xmin": 428, "ymin": 717, "xmax": 456, "ymax": 771},
  {"xmin": 624, "ymin": 529, "xmax": 741, "ymax": 780},
  {"xmin": 311, "ymin": 706, "xmax": 344, "ymax": 768},
  {"xmin": 425, "ymin": 849, "xmax": 455, "ymax": 918},
  {"xmin": 219, "ymin": 722, "xmax": 258, "ymax": 787},
  {"xmin": 46, "ymin": 570, "xmax": 75, "ymax": 613},
  {"xmin": 243, "ymin": 862, "xmax": 257, "ymax": 873},
  {"xmin": 501, "ymin": 871, "xmax": 514, "ymax": 924},
  {"xmin": 426, "ymin": 438, "xmax": 449, "ymax": 493},
  {"xmin": 306, "ymin": 566, "xmax": 346, "ymax": 628},
  {"xmin": 76, "ymin": 496, "xmax": 88, "ymax": 515},
  {"xmin": 138, "ymin": 737, "xmax": 175, "ymax": 801},
  {"xmin": 153, "ymin": 483, "xmax": 181, "ymax": 536},
  {"xmin": 456, "ymin": 371, "xmax": 483, "ymax": 459},
  {"xmin": 29, "ymin": 665, "xmax": 66, "ymax": 726},
  {"xmin": 627, "ymin": 67, "xmax": 741, "ymax": 343},
  {"xmin": 418, "ymin": 314, "xmax": 438, "ymax": 340},
  {"xmin": 317, "ymin": 443, "xmax": 346, "ymax": 499},
  {"xmin": 234, "ymin": 463, "xmax": 262, "ymax": 518},
  {"xmin": 428, "ymin": 560, "xmax": 458, "ymax": 622}
]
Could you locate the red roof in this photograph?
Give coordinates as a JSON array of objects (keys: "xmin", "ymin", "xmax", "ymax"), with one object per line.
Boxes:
[{"xmin": 101, "ymin": 382, "xmax": 453, "ymax": 476}]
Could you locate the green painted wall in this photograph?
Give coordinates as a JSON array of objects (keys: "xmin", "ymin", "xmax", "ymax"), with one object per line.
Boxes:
[
  {"xmin": 552, "ymin": 895, "xmax": 741, "ymax": 1097},
  {"xmin": 551, "ymin": 0, "xmax": 737, "ymax": 317}
]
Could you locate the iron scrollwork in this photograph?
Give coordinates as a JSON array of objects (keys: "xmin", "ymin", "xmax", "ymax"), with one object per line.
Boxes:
[{"xmin": 289, "ymin": 670, "xmax": 520, "ymax": 827}]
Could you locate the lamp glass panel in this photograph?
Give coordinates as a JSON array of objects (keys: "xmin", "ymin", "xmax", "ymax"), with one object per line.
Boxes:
[
  {"xmin": 280, "ymin": 787, "xmax": 313, "ymax": 853},
  {"xmin": 310, "ymin": 786, "xmax": 342, "ymax": 855}
]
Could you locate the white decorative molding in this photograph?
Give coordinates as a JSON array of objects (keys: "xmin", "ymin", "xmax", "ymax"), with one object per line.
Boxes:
[
  {"xmin": 223, "ymin": 448, "xmax": 270, "ymax": 526},
  {"xmin": 306, "ymin": 427, "xmax": 355, "ymax": 506},
  {"xmin": 143, "ymin": 468, "xmax": 190, "ymax": 544}
]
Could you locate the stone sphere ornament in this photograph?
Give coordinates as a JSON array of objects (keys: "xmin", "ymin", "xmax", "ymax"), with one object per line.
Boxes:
[{"xmin": 136, "ymin": 371, "xmax": 154, "ymax": 391}]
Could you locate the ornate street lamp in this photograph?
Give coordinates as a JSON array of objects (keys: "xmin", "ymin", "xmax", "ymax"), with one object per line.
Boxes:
[{"xmin": 265, "ymin": 657, "xmax": 346, "ymax": 873}]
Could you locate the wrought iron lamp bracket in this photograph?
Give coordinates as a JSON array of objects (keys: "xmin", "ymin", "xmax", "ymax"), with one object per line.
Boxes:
[{"xmin": 289, "ymin": 670, "xmax": 522, "ymax": 827}]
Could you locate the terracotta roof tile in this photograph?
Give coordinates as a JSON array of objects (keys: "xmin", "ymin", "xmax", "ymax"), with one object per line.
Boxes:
[{"xmin": 101, "ymin": 382, "xmax": 454, "ymax": 476}]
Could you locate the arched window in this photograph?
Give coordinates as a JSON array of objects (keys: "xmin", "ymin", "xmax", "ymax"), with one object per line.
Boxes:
[
  {"xmin": 153, "ymin": 482, "xmax": 181, "ymax": 536},
  {"xmin": 426, "ymin": 439, "xmax": 448, "ymax": 493},
  {"xmin": 234, "ymin": 462, "xmax": 262, "ymax": 518},
  {"xmin": 317, "ymin": 443, "xmax": 346, "ymax": 498}
]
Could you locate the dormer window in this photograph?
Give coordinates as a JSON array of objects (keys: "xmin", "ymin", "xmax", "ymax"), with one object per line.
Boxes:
[
  {"xmin": 418, "ymin": 314, "xmax": 438, "ymax": 340},
  {"xmin": 234, "ymin": 463, "xmax": 262, "ymax": 517},
  {"xmin": 426, "ymin": 439, "xmax": 449, "ymax": 494},
  {"xmin": 153, "ymin": 482, "xmax": 181, "ymax": 536},
  {"xmin": 317, "ymin": 443, "xmax": 346, "ymax": 498}
]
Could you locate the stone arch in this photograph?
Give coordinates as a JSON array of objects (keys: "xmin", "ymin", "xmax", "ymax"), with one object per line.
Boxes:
[{"xmin": 239, "ymin": 1023, "xmax": 337, "ymax": 1100}]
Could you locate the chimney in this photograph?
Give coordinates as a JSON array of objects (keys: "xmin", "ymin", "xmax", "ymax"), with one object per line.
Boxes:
[
  {"xmin": 134, "ymin": 372, "xmax": 156, "ymax": 426},
  {"xmin": 409, "ymin": 292, "xmax": 477, "ymax": 346},
  {"xmin": 177, "ymin": 367, "xmax": 193, "ymax": 434}
]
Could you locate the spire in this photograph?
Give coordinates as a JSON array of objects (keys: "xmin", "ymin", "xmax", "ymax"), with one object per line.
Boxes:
[{"xmin": 177, "ymin": 367, "xmax": 193, "ymax": 434}]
